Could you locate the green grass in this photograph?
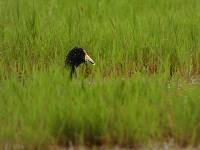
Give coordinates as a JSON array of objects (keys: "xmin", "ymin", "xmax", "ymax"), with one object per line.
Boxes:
[{"xmin": 1, "ymin": 0, "xmax": 200, "ymax": 148}]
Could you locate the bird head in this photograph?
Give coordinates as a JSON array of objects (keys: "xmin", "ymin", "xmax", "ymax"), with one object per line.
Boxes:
[{"xmin": 65, "ymin": 47, "xmax": 95, "ymax": 67}]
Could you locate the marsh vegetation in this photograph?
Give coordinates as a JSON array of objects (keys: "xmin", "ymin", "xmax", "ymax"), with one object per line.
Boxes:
[{"xmin": 1, "ymin": 0, "xmax": 200, "ymax": 149}]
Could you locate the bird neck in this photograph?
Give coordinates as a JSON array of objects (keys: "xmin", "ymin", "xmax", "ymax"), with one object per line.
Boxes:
[{"xmin": 70, "ymin": 66, "xmax": 77, "ymax": 79}]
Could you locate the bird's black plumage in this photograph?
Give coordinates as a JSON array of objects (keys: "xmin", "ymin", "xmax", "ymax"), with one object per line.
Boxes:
[{"xmin": 65, "ymin": 47, "xmax": 95, "ymax": 79}]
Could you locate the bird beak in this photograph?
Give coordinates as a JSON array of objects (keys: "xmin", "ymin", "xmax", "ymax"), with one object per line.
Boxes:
[{"xmin": 85, "ymin": 54, "xmax": 95, "ymax": 65}]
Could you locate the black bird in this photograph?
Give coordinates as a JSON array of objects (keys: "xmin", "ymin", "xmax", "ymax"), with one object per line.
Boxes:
[{"xmin": 65, "ymin": 47, "xmax": 95, "ymax": 79}]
